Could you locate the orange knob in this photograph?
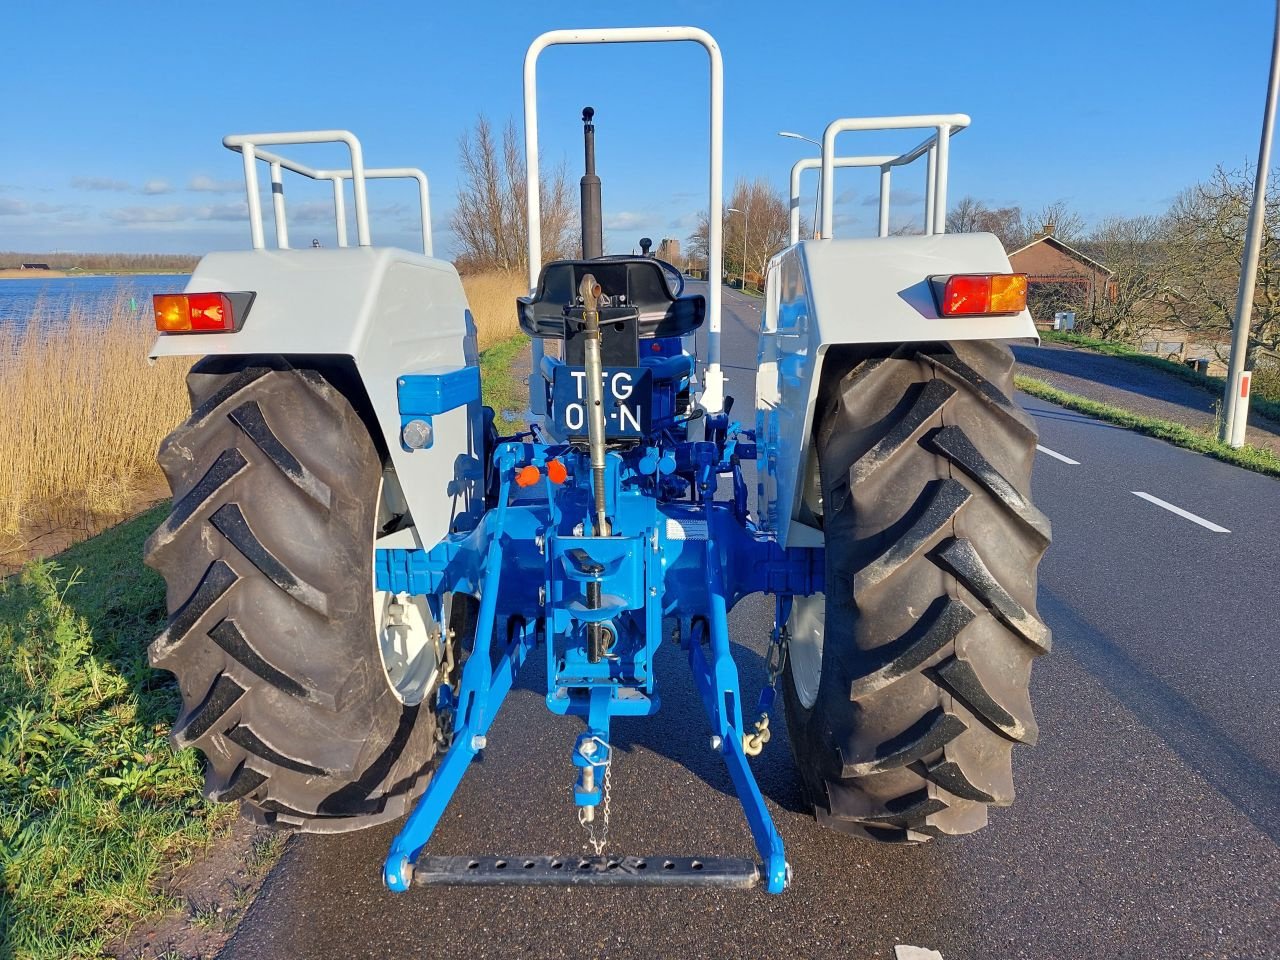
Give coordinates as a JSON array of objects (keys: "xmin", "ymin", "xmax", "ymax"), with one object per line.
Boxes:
[
  {"xmin": 515, "ymin": 465, "xmax": 541, "ymax": 487},
  {"xmin": 546, "ymin": 459, "xmax": 568, "ymax": 484}
]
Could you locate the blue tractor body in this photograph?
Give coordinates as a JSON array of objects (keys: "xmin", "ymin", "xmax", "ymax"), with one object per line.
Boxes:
[{"xmin": 376, "ymin": 255, "xmax": 821, "ymax": 893}]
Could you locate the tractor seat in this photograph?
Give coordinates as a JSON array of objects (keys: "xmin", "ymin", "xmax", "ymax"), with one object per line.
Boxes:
[{"xmin": 518, "ymin": 257, "xmax": 705, "ymax": 341}]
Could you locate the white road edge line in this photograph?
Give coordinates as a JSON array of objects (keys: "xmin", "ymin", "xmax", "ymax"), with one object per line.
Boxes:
[
  {"xmin": 1132, "ymin": 492, "xmax": 1230, "ymax": 533},
  {"xmin": 1036, "ymin": 443, "xmax": 1080, "ymax": 465}
]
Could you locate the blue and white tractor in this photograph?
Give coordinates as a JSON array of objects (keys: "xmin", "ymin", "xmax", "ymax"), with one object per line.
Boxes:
[{"xmin": 145, "ymin": 26, "xmax": 1050, "ymax": 895}]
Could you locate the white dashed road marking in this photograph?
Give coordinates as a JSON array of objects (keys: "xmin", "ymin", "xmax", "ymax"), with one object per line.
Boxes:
[
  {"xmin": 1132, "ymin": 491, "xmax": 1230, "ymax": 533},
  {"xmin": 1036, "ymin": 443, "xmax": 1080, "ymax": 465}
]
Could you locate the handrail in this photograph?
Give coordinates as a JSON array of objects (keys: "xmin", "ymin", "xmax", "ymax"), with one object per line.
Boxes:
[
  {"xmin": 788, "ymin": 155, "xmax": 896, "ymax": 245},
  {"xmin": 326, "ymin": 168, "xmax": 433, "ymax": 256},
  {"xmin": 817, "ymin": 114, "xmax": 970, "ymax": 239},
  {"xmin": 221, "ymin": 131, "xmax": 434, "ymax": 256},
  {"xmin": 523, "ymin": 26, "xmax": 728, "ymax": 413}
]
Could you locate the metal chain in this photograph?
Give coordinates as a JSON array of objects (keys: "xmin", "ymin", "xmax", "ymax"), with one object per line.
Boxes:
[
  {"xmin": 744, "ymin": 626, "xmax": 789, "ymax": 757},
  {"xmin": 579, "ymin": 738, "xmax": 612, "ymax": 855}
]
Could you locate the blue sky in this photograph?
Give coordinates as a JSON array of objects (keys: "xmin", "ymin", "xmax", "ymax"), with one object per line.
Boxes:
[{"xmin": 1, "ymin": 0, "xmax": 1275, "ymax": 256}]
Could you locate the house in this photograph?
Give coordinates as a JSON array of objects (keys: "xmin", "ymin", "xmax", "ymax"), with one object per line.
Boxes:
[
  {"xmin": 20, "ymin": 262, "xmax": 51, "ymax": 270},
  {"xmin": 1007, "ymin": 225, "xmax": 1114, "ymax": 326}
]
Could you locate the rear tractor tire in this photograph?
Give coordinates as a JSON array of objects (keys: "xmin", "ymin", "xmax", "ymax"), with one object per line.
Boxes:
[
  {"xmin": 145, "ymin": 358, "xmax": 459, "ymax": 832},
  {"xmin": 782, "ymin": 340, "xmax": 1051, "ymax": 842}
]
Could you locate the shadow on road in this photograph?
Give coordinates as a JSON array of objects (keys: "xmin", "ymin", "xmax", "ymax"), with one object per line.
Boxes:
[{"xmin": 1039, "ymin": 587, "xmax": 1280, "ymax": 844}]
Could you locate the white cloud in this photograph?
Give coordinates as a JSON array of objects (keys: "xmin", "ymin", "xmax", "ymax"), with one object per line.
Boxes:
[
  {"xmin": 603, "ymin": 211, "xmax": 650, "ymax": 231},
  {"xmin": 142, "ymin": 179, "xmax": 173, "ymax": 195},
  {"xmin": 104, "ymin": 205, "xmax": 189, "ymax": 224},
  {"xmin": 861, "ymin": 189, "xmax": 923, "ymax": 208},
  {"xmin": 188, "ymin": 174, "xmax": 243, "ymax": 194},
  {"xmin": 290, "ymin": 200, "xmax": 336, "ymax": 223},
  {"xmin": 194, "ymin": 203, "xmax": 248, "ymax": 222},
  {"xmin": 0, "ymin": 198, "xmax": 69, "ymax": 216},
  {"xmin": 666, "ymin": 211, "xmax": 700, "ymax": 231},
  {"xmin": 72, "ymin": 176, "xmax": 131, "ymax": 192}
]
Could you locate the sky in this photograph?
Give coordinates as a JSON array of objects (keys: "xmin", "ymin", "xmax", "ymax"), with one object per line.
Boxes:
[{"xmin": 1, "ymin": 0, "xmax": 1276, "ymax": 258}]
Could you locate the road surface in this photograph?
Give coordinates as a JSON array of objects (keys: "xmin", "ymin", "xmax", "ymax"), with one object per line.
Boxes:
[{"xmin": 222, "ymin": 285, "xmax": 1279, "ymax": 960}]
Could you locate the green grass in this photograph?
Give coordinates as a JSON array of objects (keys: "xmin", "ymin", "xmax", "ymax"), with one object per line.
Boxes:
[
  {"xmin": 1016, "ymin": 374, "xmax": 1280, "ymax": 479},
  {"xmin": 0, "ymin": 339, "xmax": 529, "ymax": 958},
  {"xmin": 0, "ymin": 505, "xmax": 236, "ymax": 960},
  {"xmin": 480, "ymin": 334, "xmax": 530, "ymax": 431},
  {"xmin": 1040, "ymin": 329, "xmax": 1280, "ymax": 423}
]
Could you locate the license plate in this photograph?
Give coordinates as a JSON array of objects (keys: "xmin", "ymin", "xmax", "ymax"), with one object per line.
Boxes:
[{"xmin": 551, "ymin": 366, "xmax": 652, "ymax": 440}]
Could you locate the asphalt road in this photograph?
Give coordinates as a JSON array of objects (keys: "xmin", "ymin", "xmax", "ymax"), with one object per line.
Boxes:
[{"xmin": 222, "ymin": 286, "xmax": 1279, "ymax": 960}]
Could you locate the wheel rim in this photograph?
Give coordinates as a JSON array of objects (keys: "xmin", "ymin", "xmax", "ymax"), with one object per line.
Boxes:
[
  {"xmin": 372, "ymin": 472, "xmax": 441, "ymax": 706},
  {"xmin": 788, "ymin": 593, "xmax": 825, "ymax": 710}
]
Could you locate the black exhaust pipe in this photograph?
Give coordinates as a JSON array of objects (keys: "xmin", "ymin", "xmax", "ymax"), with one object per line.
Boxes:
[{"xmin": 580, "ymin": 106, "xmax": 603, "ymax": 259}]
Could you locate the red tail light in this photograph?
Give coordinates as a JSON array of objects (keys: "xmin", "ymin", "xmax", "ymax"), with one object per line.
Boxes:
[
  {"xmin": 934, "ymin": 273, "xmax": 1028, "ymax": 316},
  {"xmin": 154, "ymin": 292, "xmax": 253, "ymax": 333}
]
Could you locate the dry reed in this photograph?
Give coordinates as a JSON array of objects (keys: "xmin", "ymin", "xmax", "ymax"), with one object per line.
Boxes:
[
  {"xmin": 462, "ymin": 269, "xmax": 525, "ymax": 349},
  {"xmin": 0, "ymin": 270, "xmax": 526, "ymax": 565},
  {"xmin": 0, "ymin": 297, "xmax": 192, "ymax": 560}
]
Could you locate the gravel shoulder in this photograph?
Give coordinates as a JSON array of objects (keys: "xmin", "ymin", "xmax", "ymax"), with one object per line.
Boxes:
[{"xmin": 1012, "ymin": 342, "xmax": 1280, "ymax": 454}]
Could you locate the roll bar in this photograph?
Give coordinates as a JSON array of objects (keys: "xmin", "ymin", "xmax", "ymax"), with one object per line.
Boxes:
[
  {"xmin": 523, "ymin": 27, "xmax": 727, "ymax": 413},
  {"xmin": 222, "ymin": 131, "xmax": 433, "ymax": 256},
  {"xmin": 817, "ymin": 115, "xmax": 970, "ymax": 240}
]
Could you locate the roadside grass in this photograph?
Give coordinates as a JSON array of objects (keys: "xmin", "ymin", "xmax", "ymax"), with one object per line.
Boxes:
[
  {"xmin": 0, "ymin": 319, "xmax": 528, "ymax": 958},
  {"xmin": 1016, "ymin": 374, "xmax": 1280, "ymax": 479},
  {"xmin": 0, "ymin": 505, "xmax": 235, "ymax": 960},
  {"xmin": 1039, "ymin": 329, "xmax": 1280, "ymax": 423},
  {"xmin": 480, "ymin": 334, "xmax": 531, "ymax": 430}
]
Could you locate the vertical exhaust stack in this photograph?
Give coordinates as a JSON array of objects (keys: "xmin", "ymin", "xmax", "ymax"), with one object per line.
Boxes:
[{"xmin": 581, "ymin": 107, "xmax": 603, "ymax": 259}]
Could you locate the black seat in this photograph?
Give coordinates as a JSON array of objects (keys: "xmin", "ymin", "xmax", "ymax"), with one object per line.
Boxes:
[{"xmin": 518, "ymin": 257, "xmax": 705, "ymax": 341}]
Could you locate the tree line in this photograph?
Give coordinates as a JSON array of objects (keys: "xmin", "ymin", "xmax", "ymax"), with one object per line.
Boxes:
[
  {"xmin": 948, "ymin": 167, "xmax": 1280, "ymax": 367},
  {"xmin": 0, "ymin": 252, "xmax": 199, "ymax": 271}
]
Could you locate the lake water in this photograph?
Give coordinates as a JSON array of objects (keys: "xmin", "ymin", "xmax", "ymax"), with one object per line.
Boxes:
[{"xmin": 0, "ymin": 274, "xmax": 192, "ymax": 326}]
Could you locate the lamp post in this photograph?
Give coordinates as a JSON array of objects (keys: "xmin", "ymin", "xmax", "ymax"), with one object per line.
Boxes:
[
  {"xmin": 779, "ymin": 131, "xmax": 822, "ymax": 238},
  {"xmin": 1222, "ymin": 2, "xmax": 1280, "ymax": 447},
  {"xmin": 727, "ymin": 206, "xmax": 749, "ymax": 291}
]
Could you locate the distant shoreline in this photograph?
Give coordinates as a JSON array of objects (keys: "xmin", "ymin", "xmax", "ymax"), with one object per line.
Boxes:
[{"xmin": 0, "ymin": 269, "xmax": 191, "ymax": 280}]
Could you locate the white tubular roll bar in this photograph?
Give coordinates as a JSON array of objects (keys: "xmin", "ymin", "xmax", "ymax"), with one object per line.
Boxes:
[
  {"xmin": 817, "ymin": 115, "xmax": 970, "ymax": 240},
  {"xmin": 789, "ymin": 155, "xmax": 897, "ymax": 245},
  {"xmin": 523, "ymin": 26, "xmax": 727, "ymax": 413},
  {"xmin": 222, "ymin": 131, "xmax": 435, "ymax": 256},
  {"xmin": 327, "ymin": 168, "xmax": 433, "ymax": 257}
]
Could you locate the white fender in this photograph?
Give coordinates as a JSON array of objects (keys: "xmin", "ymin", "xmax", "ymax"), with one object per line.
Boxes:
[
  {"xmin": 150, "ymin": 247, "xmax": 482, "ymax": 552},
  {"xmin": 755, "ymin": 232, "xmax": 1037, "ymax": 549}
]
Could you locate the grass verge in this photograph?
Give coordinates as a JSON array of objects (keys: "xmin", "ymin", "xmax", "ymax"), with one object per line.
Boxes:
[
  {"xmin": 1, "ymin": 332, "xmax": 528, "ymax": 959},
  {"xmin": 1039, "ymin": 329, "xmax": 1280, "ymax": 423},
  {"xmin": 0, "ymin": 505, "xmax": 236, "ymax": 960},
  {"xmin": 1016, "ymin": 374, "xmax": 1280, "ymax": 479},
  {"xmin": 480, "ymin": 334, "xmax": 531, "ymax": 431}
]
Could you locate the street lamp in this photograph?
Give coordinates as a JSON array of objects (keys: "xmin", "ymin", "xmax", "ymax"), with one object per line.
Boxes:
[
  {"xmin": 779, "ymin": 131, "xmax": 822, "ymax": 238},
  {"xmin": 727, "ymin": 206, "xmax": 749, "ymax": 291}
]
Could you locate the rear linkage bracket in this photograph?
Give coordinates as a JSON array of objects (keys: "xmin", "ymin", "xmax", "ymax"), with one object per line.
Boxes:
[{"xmin": 380, "ymin": 442, "xmax": 792, "ymax": 894}]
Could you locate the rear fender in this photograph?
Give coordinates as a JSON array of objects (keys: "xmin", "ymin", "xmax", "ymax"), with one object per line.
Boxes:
[
  {"xmin": 755, "ymin": 233, "xmax": 1036, "ymax": 549},
  {"xmin": 150, "ymin": 247, "xmax": 483, "ymax": 551}
]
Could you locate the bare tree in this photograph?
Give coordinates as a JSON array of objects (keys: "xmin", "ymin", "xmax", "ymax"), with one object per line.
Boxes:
[
  {"xmin": 1163, "ymin": 166, "xmax": 1280, "ymax": 363},
  {"xmin": 450, "ymin": 115, "xmax": 576, "ymax": 274},
  {"xmin": 687, "ymin": 177, "xmax": 794, "ymax": 285},
  {"xmin": 1077, "ymin": 215, "xmax": 1168, "ymax": 341},
  {"xmin": 1021, "ymin": 200, "xmax": 1086, "ymax": 247},
  {"xmin": 946, "ymin": 196, "xmax": 1025, "ymax": 250}
]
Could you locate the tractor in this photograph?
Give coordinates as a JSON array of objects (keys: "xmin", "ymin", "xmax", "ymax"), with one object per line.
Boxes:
[{"xmin": 144, "ymin": 26, "xmax": 1050, "ymax": 895}]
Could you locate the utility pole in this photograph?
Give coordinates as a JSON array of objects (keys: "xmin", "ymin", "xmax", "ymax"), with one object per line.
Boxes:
[{"xmin": 1222, "ymin": 1, "xmax": 1280, "ymax": 448}]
